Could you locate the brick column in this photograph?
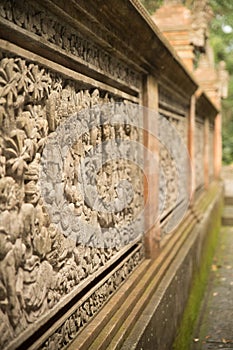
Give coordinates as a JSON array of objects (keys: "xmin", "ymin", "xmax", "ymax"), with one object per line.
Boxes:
[
  {"xmin": 204, "ymin": 117, "xmax": 209, "ymax": 189},
  {"xmin": 188, "ymin": 94, "xmax": 196, "ymax": 199},
  {"xmin": 214, "ymin": 113, "xmax": 222, "ymax": 179},
  {"xmin": 143, "ymin": 75, "xmax": 160, "ymax": 259}
]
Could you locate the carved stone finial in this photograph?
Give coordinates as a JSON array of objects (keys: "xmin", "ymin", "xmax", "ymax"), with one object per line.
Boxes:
[{"xmin": 191, "ymin": 0, "xmax": 213, "ymax": 49}]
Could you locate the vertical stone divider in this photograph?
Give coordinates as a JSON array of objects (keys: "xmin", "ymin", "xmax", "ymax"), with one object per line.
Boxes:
[
  {"xmin": 204, "ymin": 116, "xmax": 210, "ymax": 189},
  {"xmin": 214, "ymin": 113, "xmax": 222, "ymax": 179},
  {"xmin": 143, "ymin": 75, "xmax": 160, "ymax": 259},
  {"xmin": 188, "ymin": 93, "xmax": 196, "ymax": 202}
]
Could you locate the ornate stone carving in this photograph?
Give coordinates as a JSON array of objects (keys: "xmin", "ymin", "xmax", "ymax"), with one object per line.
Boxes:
[
  {"xmin": 159, "ymin": 141, "xmax": 178, "ymax": 219},
  {"xmin": 218, "ymin": 61, "xmax": 229, "ymax": 99},
  {"xmin": 40, "ymin": 245, "xmax": 144, "ymax": 350},
  {"xmin": 0, "ymin": 0, "xmax": 140, "ymax": 90},
  {"xmin": 0, "ymin": 50, "xmax": 143, "ymax": 349},
  {"xmin": 158, "ymin": 108, "xmax": 188, "ymax": 236},
  {"xmin": 191, "ymin": 0, "xmax": 213, "ymax": 49}
]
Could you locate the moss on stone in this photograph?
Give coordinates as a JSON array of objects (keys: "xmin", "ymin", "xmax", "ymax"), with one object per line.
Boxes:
[{"xmin": 173, "ymin": 196, "xmax": 223, "ymax": 350}]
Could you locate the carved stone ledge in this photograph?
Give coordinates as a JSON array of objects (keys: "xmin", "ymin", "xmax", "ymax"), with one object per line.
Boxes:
[
  {"xmin": 0, "ymin": 0, "xmax": 141, "ymax": 95},
  {"xmin": 37, "ymin": 244, "xmax": 144, "ymax": 350}
]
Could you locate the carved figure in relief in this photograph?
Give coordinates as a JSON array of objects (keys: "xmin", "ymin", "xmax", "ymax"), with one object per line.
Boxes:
[
  {"xmin": 0, "ymin": 178, "xmax": 25, "ymax": 334},
  {"xmin": 0, "ymin": 178, "xmax": 53, "ymax": 332},
  {"xmin": 0, "ymin": 135, "xmax": 6, "ymax": 178}
]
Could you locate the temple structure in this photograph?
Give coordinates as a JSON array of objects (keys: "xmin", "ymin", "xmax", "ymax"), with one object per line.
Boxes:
[{"xmin": 0, "ymin": 1, "xmax": 228, "ymax": 349}]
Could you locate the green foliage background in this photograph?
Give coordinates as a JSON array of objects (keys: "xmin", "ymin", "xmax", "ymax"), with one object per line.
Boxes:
[
  {"xmin": 141, "ymin": 0, "xmax": 233, "ymax": 164},
  {"xmin": 210, "ymin": 0, "xmax": 233, "ymax": 164}
]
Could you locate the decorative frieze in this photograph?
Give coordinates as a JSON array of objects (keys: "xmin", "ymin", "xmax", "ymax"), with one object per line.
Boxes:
[
  {"xmin": 0, "ymin": 0, "xmax": 141, "ymax": 90},
  {"xmin": 158, "ymin": 88, "xmax": 190, "ymax": 226},
  {"xmin": 39, "ymin": 244, "xmax": 144, "ymax": 350},
  {"xmin": 158, "ymin": 85, "xmax": 189, "ymax": 225},
  {"xmin": 158, "ymin": 111, "xmax": 189, "ymax": 237}
]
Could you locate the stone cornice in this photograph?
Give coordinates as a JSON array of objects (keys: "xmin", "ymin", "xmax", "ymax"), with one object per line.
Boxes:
[{"xmin": 39, "ymin": 0, "xmax": 199, "ymax": 98}]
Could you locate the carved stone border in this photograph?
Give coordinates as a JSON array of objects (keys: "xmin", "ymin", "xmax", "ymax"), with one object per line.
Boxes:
[
  {"xmin": 27, "ymin": 244, "xmax": 144, "ymax": 350},
  {"xmin": 0, "ymin": 0, "xmax": 141, "ymax": 93}
]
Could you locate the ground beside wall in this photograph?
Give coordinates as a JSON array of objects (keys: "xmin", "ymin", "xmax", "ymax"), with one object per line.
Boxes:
[{"xmin": 123, "ymin": 183, "xmax": 223, "ymax": 350}]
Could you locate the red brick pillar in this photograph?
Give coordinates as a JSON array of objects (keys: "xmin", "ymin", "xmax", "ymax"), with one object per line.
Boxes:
[
  {"xmin": 214, "ymin": 113, "xmax": 222, "ymax": 179},
  {"xmin": 204, "ymin": 117, "xmax": 209, "ymax": 189}
]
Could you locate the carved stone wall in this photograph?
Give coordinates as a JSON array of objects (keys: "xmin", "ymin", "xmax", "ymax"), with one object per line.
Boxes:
[
  {"xmin": 0, "ymin": 0, "xmax": 146, "ymax": 347},
  {"xmin": 0, "ymin": 42, "xmax": 144, "ymax": 349}
]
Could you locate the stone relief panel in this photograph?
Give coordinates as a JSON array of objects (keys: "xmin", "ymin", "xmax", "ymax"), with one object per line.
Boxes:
[
  {"xmin": 158, "ymin": 84, "xmax": 189, "ymax": 236},
  {"xmin": 0, "ymin": 50, "xmax": 144, "ymax": 349},
  {"xmin": 195, "ymin": 117, "xmax": 205, "ymax": 189},
  {"xmin": 158, "ymin": 111, "xmax": 188, "ymax": 236},
  {"xmin": 0, "ymin": 0, "xmax": 141, "ymax": 90},
  {"xmin": 159, "ymin": 132, "xmax": 178, "ymax": 219}
]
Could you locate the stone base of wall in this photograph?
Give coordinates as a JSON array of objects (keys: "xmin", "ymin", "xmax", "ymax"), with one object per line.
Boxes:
[{"xmin": 68, "ymin": 182, "xmax": 223, "ymax": 350}]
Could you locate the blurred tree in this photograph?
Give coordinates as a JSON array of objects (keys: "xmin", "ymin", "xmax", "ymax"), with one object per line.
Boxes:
[
  {"xmin": 209, "ymin": 1, "xmax": 233, "ymax": 163},
  {"xmin": 140, "ymin": 0, "xmax": 162, "ymax": 13}
]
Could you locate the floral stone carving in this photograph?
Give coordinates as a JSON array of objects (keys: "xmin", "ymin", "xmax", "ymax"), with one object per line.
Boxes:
[
  {"xmin": 0, "ymin": 0, "xmax": 141, "ymax": 90},
  {"xmin": 0, "ymin": 51, "xmax": 144, "ymax": 349}
]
